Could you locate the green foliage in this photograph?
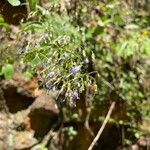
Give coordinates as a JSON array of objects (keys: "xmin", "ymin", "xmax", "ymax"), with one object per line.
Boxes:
[
  {"xmin": 0, "ymin": 15, "xmax": 5, "ymax": 26},
  {"xmin": 28, "ymin": 0, "xmax": 37, "ymax": 11},
  {"xmin": 0, "ymin": 64, "xmax": 14, "ymax": 80},
  {"xmin": 67, "ymin": 126, "xmax": 77, "ymax": 137},
  {"xmin": 0, "ymin": 15, "xmax": 9, "ymax": 29},
  {"xmin": 39, "ymin": 145, "xmax": 48, "ymax": 150},
  {"xmin": 7, "ymin": 0, "xmax": 37, "ymax": 10},
  {"xmin": 2, "ymin": 0, "xmax": 149, "ymax": 146},
  {"xmin": 66, "ymin": 0, "xmax": 150, "ymax": 143},
  {"xmin": 115, "ymin": 32, "xmax": 150, "ymax": 58},
  {"xmin": 23, "ymin": 71, "xmax": 33, "ymax": 81},
  {"xmin": 20, "ymin": 8, "xmax": 93, "ymax": 106},
  {"xmin": 17, "ymin": 0, "xmax": 149, "ymax": 126},
  {"xmin": 7, "ymin": 0, "xmax": 21, "ymax": 6}
]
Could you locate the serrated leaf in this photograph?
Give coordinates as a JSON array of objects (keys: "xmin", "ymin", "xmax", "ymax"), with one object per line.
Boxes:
[
  {"xmin": 1, "ymin": 64, "xmax": 14, "ymax": 80},
  {"xmin": 7, "ymin": 0, "xmax": 21, "ymax": 6}
]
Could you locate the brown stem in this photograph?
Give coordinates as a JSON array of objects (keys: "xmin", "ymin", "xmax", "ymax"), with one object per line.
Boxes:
[{"xmin": 88, "ymin": 101, "xmax": 116, "ymax": 150}]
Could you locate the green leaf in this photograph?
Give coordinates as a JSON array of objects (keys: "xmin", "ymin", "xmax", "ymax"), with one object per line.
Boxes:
[
  {"xmin": 28, "ymin": 0, "xmax": 37, "ymax": 11},
  {"xmin": 67, "ymin": 127, "xmax": 77, "ymax": 136},
  {"xmin": 135, "ymin": 132, "xmax": 140, "ymax": 139},
  {"xmin": 23, "ymin": 72, "xmax": 33, "ymax": 81},
  {"xmin": 1, "ymin": 64, "xmax": 14, "ymax": 80},
  {"xmin": 30, "ymin": 56, "xmax": 40, "ymax": 68},
  {"xmin": 7, "ymin": 0, "xmax": 21, "ymax": 6},
  {"xmin": 0, "ymin": 15, "xmax": 5, "ymax": 23}
]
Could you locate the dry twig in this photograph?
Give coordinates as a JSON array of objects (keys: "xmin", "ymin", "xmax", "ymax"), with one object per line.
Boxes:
[{"xmin": 88, "ymin": 101, "xmax": 116, "ymax": 150}]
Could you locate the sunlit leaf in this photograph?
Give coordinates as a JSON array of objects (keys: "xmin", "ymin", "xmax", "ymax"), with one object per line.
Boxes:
[
  {"xmin": 28, "ymin": 0, "xmax": 37, "ymax": 11},
  {"xmin": 1, "ymin": 64, "xmax": 14, "ymax": 80},
  {"xmin": 23, "ymin": 72, "xmax": 33, "ymax": 81},
  {"xmin": 7, "ymin": 0, "xmax": 21, "ymax": 6}
]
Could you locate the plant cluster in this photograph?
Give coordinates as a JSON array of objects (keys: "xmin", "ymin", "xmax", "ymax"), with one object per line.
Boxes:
[
  {"xmin": 1, "ymin": 0, "xmax": 150, "ymax": 147},
  {"xmin": 19, "ymin": 8, "xmax": 95, "ymax": 107}
]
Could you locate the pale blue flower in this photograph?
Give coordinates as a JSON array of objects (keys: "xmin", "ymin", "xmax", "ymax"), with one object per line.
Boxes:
[
  {"xmin": 46, "ymin": 82, "xmax": 53, "ymax": 90},
  {"xmin": 71, "ymin": 66, "xmax": 80, "ymax": 74},
  {"xmin": 72, "ymin": 92, "xmax": 80, "ymax": 100},
  {"xmin": 48, "ymin": 71, "xmax": 55, "ymax": 78}
]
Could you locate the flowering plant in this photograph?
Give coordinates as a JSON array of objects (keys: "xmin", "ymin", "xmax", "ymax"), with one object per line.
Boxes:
[{"xmin": 21, "ymin": 10, "xmax": 95, "ymax": 106}]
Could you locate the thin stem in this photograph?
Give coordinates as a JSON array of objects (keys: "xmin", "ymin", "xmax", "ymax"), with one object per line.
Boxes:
[{"xmin": 88, "ymin": 101, "xmax": 116, "ymax": 150}]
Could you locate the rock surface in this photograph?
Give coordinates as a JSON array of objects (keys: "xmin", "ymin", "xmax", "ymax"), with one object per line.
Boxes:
[{"xmin": 0, "ymin": 75, "xmax": 59, "ymax": 149}]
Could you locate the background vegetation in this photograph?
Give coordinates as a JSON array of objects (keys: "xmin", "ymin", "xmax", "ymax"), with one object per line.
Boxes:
[{"xmin": 0, "ymin": 0, "xmax": 150, "ymax": 149}]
